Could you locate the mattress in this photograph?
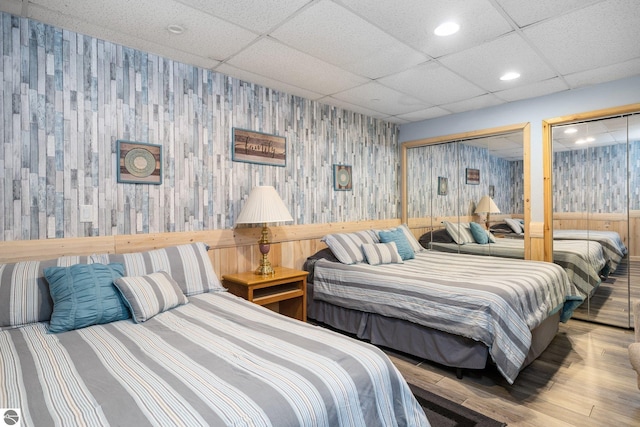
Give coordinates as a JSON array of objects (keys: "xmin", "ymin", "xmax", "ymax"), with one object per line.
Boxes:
[
  {"xmin": 311, "ymin": 250, "xmax": 582, "ymax": 384},
  {"xmin": 0, "ymin": 292, "xmax": 428, "ymax": 427},
  {"xmin": 428, "ymin": 238, "xmax": 607, "ymax": 298}
]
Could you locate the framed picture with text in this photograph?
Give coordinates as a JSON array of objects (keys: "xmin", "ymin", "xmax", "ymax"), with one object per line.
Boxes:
[{"xmin": 232, "ymin": 128, "xmax": 286, "ymax": 167}]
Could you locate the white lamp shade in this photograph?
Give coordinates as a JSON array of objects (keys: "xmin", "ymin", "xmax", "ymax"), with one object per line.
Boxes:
[
  {"xmin": 236, "ymin": 186, "xmax": 293, "ymax": 224},
  {"xmin": 475, "ymin": 195, "xmax": 500, "ymax": 214}
]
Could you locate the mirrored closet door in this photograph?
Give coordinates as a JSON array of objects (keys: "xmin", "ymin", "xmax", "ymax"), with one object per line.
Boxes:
[
  {"xmin": 403, "ymin": 125, "xmax": 525, "ymax": 255},
  {"xmin": 551, "ymin": 111, "xmax": 639, "ymax": 327}
]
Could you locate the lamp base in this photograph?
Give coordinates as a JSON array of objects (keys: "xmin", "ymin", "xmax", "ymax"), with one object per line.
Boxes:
[{"xmin": 255, "ymin": 225, "xmax": 275, "ymax": 276}]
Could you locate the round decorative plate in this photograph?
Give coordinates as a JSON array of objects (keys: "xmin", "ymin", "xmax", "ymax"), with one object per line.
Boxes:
[
  {"xmin": 336, "ymin": 166, "xmax": 351, "ymax": 187},
  {"xmin": 124, "ymin": 148, "xmax": 156, "ymax": 178}
]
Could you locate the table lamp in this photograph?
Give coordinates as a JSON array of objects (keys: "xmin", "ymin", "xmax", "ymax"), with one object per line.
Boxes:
[
  {"xmin": 235, "ymin": 186, "xmax": 293, "ymax": 275},
  {"xmin": 475, "ymin": 195, "xmax": 500, "ymax": 229}
]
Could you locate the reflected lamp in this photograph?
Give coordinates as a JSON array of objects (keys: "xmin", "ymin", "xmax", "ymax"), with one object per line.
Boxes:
[
  {"xmin": 475, "ymin": 195, "xmax": 501, "ymax": 229},
  {"xmin": 235, "ymin": 186, "xmax": 293, "ymax": 275}
]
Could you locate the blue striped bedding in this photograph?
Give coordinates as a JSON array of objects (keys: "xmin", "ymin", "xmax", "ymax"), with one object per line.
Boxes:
[
  {"xmin": 312, "ymin": 251, "xmax": 583, "ymax": 385},
  {"xmin": 428, "ymin": 238, "xmax": 607, "ymax": 298},
  {"xmin": 0, "ymin": 292, "xmax": 428, "ymax": 427},
  {"xmin": 552, "ymin": 230, "xmax": 627, "ymax": 272}
]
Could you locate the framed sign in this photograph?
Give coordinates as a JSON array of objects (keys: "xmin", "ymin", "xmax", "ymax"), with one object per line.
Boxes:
[
  {"xmin": 437, "ymin": 176, "xmax": 448, "ymax": 195},
  {"xmin": 333, "ymin": 164, "xmax": 352, "ymax": 191},
  {"xmin": 465, "ymin": 168, "xmax": 480, "ymax": 185},
  {"xmin": 232, "ymin": 128, "xmax": 286, "ymax": 167},
  {"xmin": 117, "ymin": 140, "xmax": 162, "ymax": 185}
]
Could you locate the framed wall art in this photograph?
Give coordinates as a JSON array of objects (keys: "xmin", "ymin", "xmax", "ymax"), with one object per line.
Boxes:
[
  {"xmin": 117, "ymin": 140, "xmax": 162, "ymax": 185},
  {"xmin": 333, "ymin": 164, "xmax": 353, "ymax": 191},
  {"xmin": 465, "ymin": 168, "xmax": 480, "ymax": 185},
  {"xmin": 437, "ymin": 176, "xmax": 448, "ymax": 195},
  {"xmin": 489, "ymin": 184, "xmax": 495, "ymax": 198},
  {"xmin": 232, "ymin": 128, "xmax": 286, "ymax": 167}
]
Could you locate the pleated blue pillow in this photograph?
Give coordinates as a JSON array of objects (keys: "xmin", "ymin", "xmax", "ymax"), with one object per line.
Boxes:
[
  {"xmin": 469, "ymin": 222, "xmax": 489, "ymax": 244},
  {"xmin": 44, "ymin": 263, "xmax": 129, "ymax": 333},
  {"xmin": 378, "ymin": 228, "xmax": 415, "ymax": 260}
]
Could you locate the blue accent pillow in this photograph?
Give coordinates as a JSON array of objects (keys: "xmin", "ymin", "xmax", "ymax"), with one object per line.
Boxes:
[
  {"xmin": 469, "ymin": 222, "xmax": 489, "ymax": 244},
  {"xmin": 44, "ymin": 263, "xmax": 130, "ymax": 333},
  {"xmin": 378, "ymin": 228, "xmax": 415, "ymax": 260}
]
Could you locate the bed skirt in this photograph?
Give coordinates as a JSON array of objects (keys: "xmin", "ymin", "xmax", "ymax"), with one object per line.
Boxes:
[{"xmin": 308, "ymin": 283, "xmax": 559, "ymax": 374}]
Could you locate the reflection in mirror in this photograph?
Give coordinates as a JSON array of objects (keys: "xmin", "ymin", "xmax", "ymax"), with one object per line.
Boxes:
[
  {"xmin": 552, "ymin": 112, "xmax": 639, "ymax": 327},
  {"xmin": 404, "ymin": 129, "xmax": 524, "ymax": 256}
]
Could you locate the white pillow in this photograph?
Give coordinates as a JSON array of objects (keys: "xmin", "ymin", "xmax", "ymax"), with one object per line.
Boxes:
[
  {"xmin": 504, "ymin": 218, "xmax": 523, "ymax": 234},
  {"xmin": 442, "ymin": 221, "xmax": 476, "ymax": 245}
]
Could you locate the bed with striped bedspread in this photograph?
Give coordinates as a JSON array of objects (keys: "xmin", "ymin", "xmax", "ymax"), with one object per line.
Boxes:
[
  {"xmin": 428, "ymin": 238, "xmax": 607, "ymax": 299},
  {"xmin": 312, "ymin": 251, "xmax": 583, "ymax": 385},
  {"xmin": 552, "ymin": 230, "xmax": 627, "ymax": 272},
  {"xmin": 0, "ymin": 292, "xmax": 428, "ymax": 427}
]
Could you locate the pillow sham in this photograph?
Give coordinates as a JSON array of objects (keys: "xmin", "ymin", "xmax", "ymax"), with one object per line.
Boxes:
[
  {"xmin": 362, "ymin": 242, "xmax": 404, "ymax": 265},
  {"xmin": 442, "ymin": 221, "xmax": 476, "ymax": 245},
  {"xmin": 469, "ymin": 222, "xmax": 489, "ymax": 244},
  {"xmin": 104, "ymin": 242, "xmax": 223, "ymax": 296},
  {"xmin": 321, "ymin": 230, "xmax": 379, "ymax": 264},
  {"xmin": 378, "ymin": 229, "xmax": 414, "ymax": 260},
  {"xmin": 418, "ymin": 228, "xmax": 455, "ymax": 247},
  {"xmin": 44, "ymin": 263, "xmax": 129, "ymax": 333},
  {"xmin": 114, "ymin": 271, "xmax": 188, "ymax": 323},
  {"xmin": 504, "ymin": 218, "xmax": 523, "ymax": 234},
  {"xmin": 0, "ymin": 255, "xmax": 99, "ymax": 329}
]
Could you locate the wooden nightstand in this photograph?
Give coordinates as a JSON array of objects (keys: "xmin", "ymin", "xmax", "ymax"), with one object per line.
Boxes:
[{"xmin": 222, "ymin": 267, "xmax": 307, "ymax": 321}]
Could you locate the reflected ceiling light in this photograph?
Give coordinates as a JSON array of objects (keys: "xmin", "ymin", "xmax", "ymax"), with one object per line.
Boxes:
[
  {"xmin": 500, "ymin": 71, "xmax": 520, "ymax": 81},
  {"xmin": 576, "ymin": 136, "xmax": 595, "ymax": 145},
  {"xmin": 564, "ymin": 128, "xmax": 578, "ymax": 134},
  {"xmin": 434, "ymin": 22, "xmax": 460, "ymax": 36},
  {"xmin": 167, "ymin": 24, "xmax": 185, "ymax": 35}
]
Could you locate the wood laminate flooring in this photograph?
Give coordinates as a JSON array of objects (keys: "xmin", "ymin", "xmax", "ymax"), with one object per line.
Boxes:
[{"xmin": 388, "ymin": 319, "xmax": 640, "ymax": 426}]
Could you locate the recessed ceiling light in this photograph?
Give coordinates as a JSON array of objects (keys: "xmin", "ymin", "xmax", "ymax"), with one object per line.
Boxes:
[
  {"xmin": 575, "ymin": 138, "xmax": 586, "ymax": 144},
  {"xmin": 167, "ymin": 24, "xmax": 185, "ymax": 35},
  {"xmin": 500, "ymin": 72, "xmax": 520, "ymax": 81},
  {"xmin": 434, "ymin": 22, "xmax": 459, "ymax": 36},
  {"xmin": 564, "ymin": 128, "xmax": 578, "ymax": 134}
]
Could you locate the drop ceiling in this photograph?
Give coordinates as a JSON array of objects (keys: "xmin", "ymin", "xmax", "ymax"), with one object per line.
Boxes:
[{"xmin": 2, "ymin": 0, "xmax": 639, "ymax": 124}]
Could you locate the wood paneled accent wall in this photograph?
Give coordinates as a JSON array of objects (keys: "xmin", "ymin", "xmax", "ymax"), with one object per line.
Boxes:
[{"xmin": 0, "ymin": 219, "xmax": 402, "ymax": 276}]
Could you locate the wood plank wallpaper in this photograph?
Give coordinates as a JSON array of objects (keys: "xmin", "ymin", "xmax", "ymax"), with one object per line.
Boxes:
[{"xmin": 0, "ymin": 13, "xmax": 400, "ymax": 242}]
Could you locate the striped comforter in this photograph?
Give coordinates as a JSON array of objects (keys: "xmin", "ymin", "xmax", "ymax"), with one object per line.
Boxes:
[
  {"xmin": 429, "ymin": 239, "xmax": 607, "ymax": 298},
  {"xmin": 312, "ymin": 251, "xmax": 582, "ymax": 385},
  {"xmin": 552, "ymin": 230, "xmax": 627, "ymax": 272},
  {"xmin": 0, "ymin": 292, "xmax": 428, "ymax": 427}
]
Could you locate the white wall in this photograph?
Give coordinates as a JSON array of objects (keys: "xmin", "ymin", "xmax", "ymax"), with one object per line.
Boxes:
[{"xmin": 399, "ymin": 75, "xmax": 640, "ymax": 221}]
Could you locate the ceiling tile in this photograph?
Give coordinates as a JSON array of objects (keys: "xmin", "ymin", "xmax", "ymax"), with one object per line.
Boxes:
[
  {"xmin": 31, "ymin": 0, "xmax": 257, "ymax": 61},
  {"xmin": 564, "ymin": 58, "xmax": 640, "ymax": 89},
  {"xmin": 395, "ymin": 106, "xmax": 453, "ymax": 123},
  {"xmin": 439, "ymin": 32, "xmax": 557, "ymax": 92},
  {"xmin": 441, "ymin": 93, "xmax": 505, "ymax": 114},
  {"xmin": 332, "ymin": 82, "xmax": 431, "ymax": 116},
  {"xmin": 270, "ymin": 1, "xmax": 427, "ymax": 79},
  {"xmin": 340, "ymin": 0, "xmax": 513, "ymax": 58},
  {"xmin": 318, "ymin": 96, "xmax": 391, "ymax": 120},
  {"xmin": 226, "ymin": 38, "xmax": 368, "ymax": 96},
  {"xmin": 378, "ymin": 61, "xmax": 486, "ymax": 105},
  {"xmin": 494, "ymin": 77, "xmax": 569, "ymax": 102},
  {"xmin": 495, "ymin": 0, "xmax": 601, "ymax": 26},
  {"xmin": 215, "ymin": 64, "xmax": 324, "ymax": 101},
  {"xmin": 0, "ymin": 0, "xmax": 22, "ymax": 15},
  {"xmin": 176, "ymin": 0, "xmax": 312, "ymax": 34},
  {"xmin": 523, "ymin": 0, "xmax": 640, "ymax": 75}
]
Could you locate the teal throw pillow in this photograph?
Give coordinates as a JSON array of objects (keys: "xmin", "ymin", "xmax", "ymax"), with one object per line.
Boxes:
[
  {"xmin": 469, "ymin": 222, "xmax": 489, "ymax": 244},
  {"xmin": 378, "ymin": 228, "xmax": 415, "ymax": 260},
  {"xmin": 44, "ymin": 263, "xmax": 129, "ymax": 333}
]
